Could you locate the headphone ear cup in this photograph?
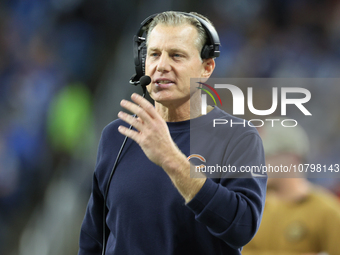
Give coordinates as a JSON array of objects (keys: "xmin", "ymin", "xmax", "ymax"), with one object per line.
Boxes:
[
  {"xmin": 140, "ymin": 42, "xmax": 147, "ymax": 76},
  {"xmin": 133, "ymin": 40, "xmax": 147, "ymax": 82},
  {"xmin": 131, "ymin": 36, "xmax": 147, "ymax": 83},
  {"xmin": 201, "ymin": 45, "xmax": 213, "ymax": 59}
]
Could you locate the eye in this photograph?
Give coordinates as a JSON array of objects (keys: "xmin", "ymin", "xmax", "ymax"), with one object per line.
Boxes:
[
  {"xmin": 149, "ymin": 52, "xmax": 159, "ymax": 58},
  {"xmin": 173, "ymin": 53, "xmax": 182, "ymax": 58}
]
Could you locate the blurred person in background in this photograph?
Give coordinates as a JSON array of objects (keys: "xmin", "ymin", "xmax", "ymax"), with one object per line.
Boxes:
[{"xmin": 242, "ymin": 120, "xmax": 340, "ymax": 255}]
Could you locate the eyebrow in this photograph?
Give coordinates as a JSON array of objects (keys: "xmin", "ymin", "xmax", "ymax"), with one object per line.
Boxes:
[{"xmin": 148, "ymin": 47, "xmax": 189, "ymax": 54}]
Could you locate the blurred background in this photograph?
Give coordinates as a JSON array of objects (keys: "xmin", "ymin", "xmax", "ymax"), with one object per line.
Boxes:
[{"xmin": 0, "ymin": 0, "xmax": 339, "ymax": 254}]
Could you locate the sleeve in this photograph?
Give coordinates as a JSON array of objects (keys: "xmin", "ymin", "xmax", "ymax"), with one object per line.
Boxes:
[
  {"xmin": 78, "ymin": 173, "xmax": 104, "ymax": 255},
  {"xmin": 186, "ymin": 131, "xmax": 267, "ymax": 249},
  {"xmin": 78, "ymin": 130, "xmax": 107, "ymax": 255}
]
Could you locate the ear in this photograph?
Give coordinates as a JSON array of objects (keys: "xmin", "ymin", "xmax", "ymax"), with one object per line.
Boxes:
[{"xmin": 201, "ymin": 58, "xmax": 215, "ymax": 78}]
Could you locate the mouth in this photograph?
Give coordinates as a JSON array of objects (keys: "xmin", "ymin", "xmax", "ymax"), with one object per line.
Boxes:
[{"xmin": 154, "ymin": 78, "xmax": 175, "ymax": 89}]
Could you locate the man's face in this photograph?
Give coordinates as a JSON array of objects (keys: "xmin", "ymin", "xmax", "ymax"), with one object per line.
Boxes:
[{"xmin": 145, "ymin": 23, "xmax": 211, "ymax": 107}]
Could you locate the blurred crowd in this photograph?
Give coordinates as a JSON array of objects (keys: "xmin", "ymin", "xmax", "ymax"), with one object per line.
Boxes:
[
  {"xmin": 0, "ymin": 0, "xmax": 113, "ymax": 253},
  {"xmin": 0, "ymin": 0, "xmax": 339, "ymax": 254}
]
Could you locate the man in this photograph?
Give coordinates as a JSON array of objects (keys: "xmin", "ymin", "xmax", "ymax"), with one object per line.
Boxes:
[
  {"xmin": 243, "ymin": 121, "xmax": 340, "ymax": 255},
  {"xmin": 78, "ymin": 11, "xmax": 267, "ymax": 255}
]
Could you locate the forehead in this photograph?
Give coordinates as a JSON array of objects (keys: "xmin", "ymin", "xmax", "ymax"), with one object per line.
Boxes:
[{"xmin": 147, "ymin": 24, "xmax": 199, "ymax": 51}]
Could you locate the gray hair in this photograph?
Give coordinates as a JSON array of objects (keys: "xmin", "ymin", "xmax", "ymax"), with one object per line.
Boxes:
[{"xmin": 146, "ymin": 11, "xmax": 213, "ymax": 55}]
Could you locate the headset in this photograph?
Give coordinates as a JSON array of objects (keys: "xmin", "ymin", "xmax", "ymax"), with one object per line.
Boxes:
[{"xmin": 129, "ymin": 11, "xmax": 221, "ymax": 85}]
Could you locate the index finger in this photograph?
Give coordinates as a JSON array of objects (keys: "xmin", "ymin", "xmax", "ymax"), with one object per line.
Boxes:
[
  {"xmin": 120, "ymin": 99, "xmax": 152, "ymax": 124},
  {"xmin": 131, "ymin": 93, "xmax": 159, "ymax": 119}
]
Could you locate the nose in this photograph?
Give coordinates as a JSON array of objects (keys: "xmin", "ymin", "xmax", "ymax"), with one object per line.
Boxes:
[{"xmin": 157, "ymin": 52, "xmax": 171, "ymax": 73}]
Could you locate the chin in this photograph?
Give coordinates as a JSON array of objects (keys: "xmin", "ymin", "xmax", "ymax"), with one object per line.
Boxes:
[
  {"xmin": 154, "ymin": 93, "xmax": 189, "ymax": 107},
  {"xmin": 151, "ymin": 89, "xmax": 174, "ymax": 101}
]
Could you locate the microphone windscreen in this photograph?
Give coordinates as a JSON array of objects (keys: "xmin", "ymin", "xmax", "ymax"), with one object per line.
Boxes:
[{"xmin": 139, "ymin": 75, "xmax": 151, "ymax": 87}]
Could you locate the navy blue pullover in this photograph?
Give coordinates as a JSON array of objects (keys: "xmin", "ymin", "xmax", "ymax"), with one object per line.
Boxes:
[{"xmin": 78, "ymin": 106, "xmax": 267, "ymax": 255}]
